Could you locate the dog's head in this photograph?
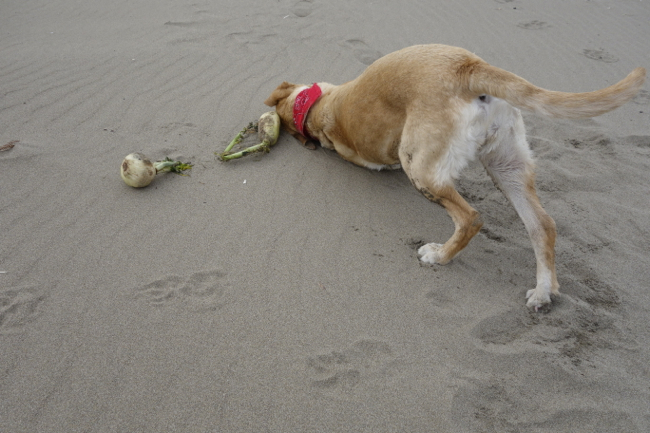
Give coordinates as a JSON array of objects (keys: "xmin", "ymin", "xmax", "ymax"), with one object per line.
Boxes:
[{"xmin": 264, "ymin": 81, "xmax": 306, "ymax": 136}]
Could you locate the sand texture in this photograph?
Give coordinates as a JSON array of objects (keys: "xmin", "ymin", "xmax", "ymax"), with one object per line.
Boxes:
[{"xmin": 1, "ymin": 0, "xmax": 649, "ymax": 431}]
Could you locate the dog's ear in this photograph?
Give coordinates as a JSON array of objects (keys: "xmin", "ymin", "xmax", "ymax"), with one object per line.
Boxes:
[{"xmin": 264, "ymin": 82, "xmax": 297, "ymax": 107}]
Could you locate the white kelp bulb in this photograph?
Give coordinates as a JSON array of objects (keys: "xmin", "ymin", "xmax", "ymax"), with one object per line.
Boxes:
[
  {"xmin": 121, "ymin": 152, "xmax": 156, "ymax": 188},
  {"xmin": 257, "ymin": 111, "xmax": 280, "ymax": 146}
]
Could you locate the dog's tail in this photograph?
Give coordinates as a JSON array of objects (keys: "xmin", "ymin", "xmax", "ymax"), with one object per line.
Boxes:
[{"xmin": 461, "ymin": 59, "xmax": 646, "ymax": 118}]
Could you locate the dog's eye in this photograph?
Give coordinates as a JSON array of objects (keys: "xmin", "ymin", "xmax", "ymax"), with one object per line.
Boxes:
[{"xmin": 479, "ymin": 95, "xmax": 487, "ymax": 102}]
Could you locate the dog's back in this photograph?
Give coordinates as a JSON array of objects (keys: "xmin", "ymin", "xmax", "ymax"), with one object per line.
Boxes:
[{"xmin": 338, "ymin": 44, "xmax": 645, "ymax": 125}]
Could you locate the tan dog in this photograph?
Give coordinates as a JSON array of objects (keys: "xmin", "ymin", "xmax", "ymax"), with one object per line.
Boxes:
[{"xmin": 264, "ymin": 44, "xmax": 646, "ymax": 310}]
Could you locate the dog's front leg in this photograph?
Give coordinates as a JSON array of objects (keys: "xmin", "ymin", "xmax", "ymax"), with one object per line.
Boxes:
[{"xmin": 289, "ymin": 131, "xmax": 317, "ymax": 150}]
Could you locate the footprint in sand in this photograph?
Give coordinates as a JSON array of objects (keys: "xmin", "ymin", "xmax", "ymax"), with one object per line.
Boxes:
[
  {"xmin": 526, "ymin": 409, "xmax": 637, "ymax": 432},
  {"xmin": 163, "ymin": 21, "xmax": 201, "ymax": 28},
  {"xmin": 517, "ymin": 20, "xmax": 552, "ymax": 30},
  {"xmin": 560, "ymin": 260, "xmax": 620, "ymax": 310},
  {"xmin": 479, "ymin": 226, "xmax": 507, "ymax": 243},
  {"xmin": 134, "ymin": 270, "xmax": 228, "ymax": 311},
  {"xmin": 471, "ymin": 308, "xmax": 537, "ymax": 347},
  {"xmin": 451, "ymin": 379, "xmax": 522, "ymax": 432},
  {"xmin": 622, "ymin": 134, "xmax": 650, "ymax": 148},
  {"xmin": 451, "ymin": 378, "xmax": 637, "ymax": 432},
  {"xmin": 0, "ymin": 286, "xmax": 46, "ymax": 335},
  {"xmin": 291, "ymin": 0, "xmax": 315, "ymax": 18},
  {"xmin": 582, "ymin": 49, "xmax": 619, "ymax": 63},
  {"xmin": 226, "ymin": 30, "xmax": 279, "ymax": 49},
  {"xmin": 306, "ymin": 339, "xmax": 395, "ymax": 392},
  {"xmin": 633, "ymin": 90, "xmax": 650, "ymax": 105},
  {"xmin": 566, "ymin": 133, "xmax": 612, "ymax": 150},
  {"xmin": 471, "ymin": 270, "xmax": 630, "ymax": 369},
  {"xmin": 341, "ymin": 39, "xmax": 382, "ymax": 66}
]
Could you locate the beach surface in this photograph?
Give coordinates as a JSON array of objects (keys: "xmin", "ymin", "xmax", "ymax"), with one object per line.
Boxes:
[{"xmin": 1, "ymin": 0, "xmax": 649, "ymax": 431}]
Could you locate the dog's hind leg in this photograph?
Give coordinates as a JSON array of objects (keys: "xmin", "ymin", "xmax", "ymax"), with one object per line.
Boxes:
[
  {"xmin": 414, "ymin": 183, "xmax": 484, "ymax": 265},
  {"xmin": 399, "ymin": 115, "xmax": 485, "ymax": 265},
  {"xmin": 479, "ymin": 110, "xmax": 559, "ymax": 309},
  {"xmin": 400, "ymin": 151, "xmax": 483, "ymax": 265}
]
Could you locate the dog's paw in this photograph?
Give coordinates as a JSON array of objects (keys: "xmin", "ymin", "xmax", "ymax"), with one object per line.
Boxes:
[
  {"xmin": 417, "ymin": 243, "xmax": 449, "ymax": 265},
  {"xmin": 526, "ymin": 288, "xmax": 552, "ymax": 311}
]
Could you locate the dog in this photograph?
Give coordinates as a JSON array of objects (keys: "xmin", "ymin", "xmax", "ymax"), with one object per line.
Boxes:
[{"xmin": 264, "ymin": 44, "xmax": 646, "ymax": 310}]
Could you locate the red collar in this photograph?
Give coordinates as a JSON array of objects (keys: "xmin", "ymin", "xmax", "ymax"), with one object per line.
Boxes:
[{"xmin": 293, "ymin": 83, "xmax": 322, "ymax": 139}]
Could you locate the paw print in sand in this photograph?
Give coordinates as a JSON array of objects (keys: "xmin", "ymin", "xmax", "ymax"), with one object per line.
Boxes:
[
  {"xmin": 0, "ymin": 286, "xmax": 46, "ymax": 335},
  {"xmin": 134, "ymin": 270, "xmax": 229, "ymax": 312},
  {"xmin": 306, "ymin": 339, "xmax": 396, "ymax": 395}
]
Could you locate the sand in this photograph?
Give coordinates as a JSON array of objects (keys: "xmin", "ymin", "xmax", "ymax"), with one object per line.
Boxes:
[{"xmin": 1, "ymin": 0, "xmax": 649, "ymax": 431}]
